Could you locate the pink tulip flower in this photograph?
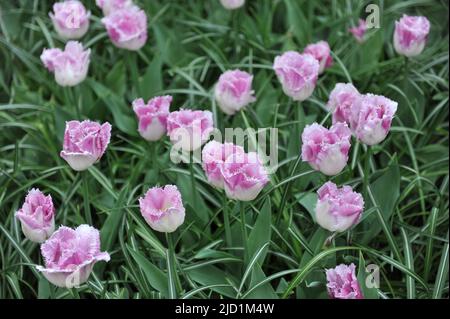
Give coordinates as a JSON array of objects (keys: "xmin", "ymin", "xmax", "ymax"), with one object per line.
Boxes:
[
  {"xmin": 96, "ymin": 0, "xmax": 134, "ymax": 16},
  {"xmin": 37, "ymin": 225, "xmax": 110, "ymax": 288},
  {"xmin": 50, "ymin": 1, "xmax": 90, "ymax": 39},
  {"xmin": 315, "ymin": 182, "xmax": 364, "ymax": 232},
  {"xmin": 394, "ymin": 15, "xmax": 430, "ymax": 57},
  {"xmin": 273, "ymin": 51, "xmax": 319, "ymax": 101},
  {"xmin": 167, "ymin": 109, "xmax": 214, "ymax": 151},
  {"xmin": 222, "ymin": 151, "xmax": 269, "ymax": 201},
  {"xmin": 15, "ymin": 189, "xmax": 55, "ymax": 243},
  {"xmin": 327, "ymin": 83, "xmax": 361, "ymax": 127},
  {"xmin": 132, "ymin": 96, "xmax": 171, "ymax": 141},
  {"xmin": 303, "ymin": 41, "xmax": 333, "ymax": 74},
  {"xmin": 201, "ymin": 141, "xmax": 245, "ymax": 189},
  {"xmin": 326, "ymin": 264, "xmax": 364, "ymax": 299},
  {"xmin": 101, "ymin": 6, "xmax": 147, "ymax": 50},
  {"xmin": 352, "ymin": 94, "xmax": 398, "ymax": 145},
  {"xmin": 301, "ymin": 122, "xmax": 352, "ymax": 176},
  {"xmin": 40, "ymin": 41, "xmax": 90, "ymax": 87},
  {"xmin": 60, "ymin": 120, "xmax": 111, "ymax": 171},
  {"xmin": 139, "ymin": 185, "xmax": 185, "ymax": 233},
  {"xmin": 349, "ymin": 19, "xmax": 367, "ymax": 43},
  {"xmin": 214, "ymin": 70, "xmax": 256, "ymax": 115}
]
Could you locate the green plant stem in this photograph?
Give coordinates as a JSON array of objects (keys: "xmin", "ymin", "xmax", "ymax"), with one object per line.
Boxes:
[
  {"xmin": 240, "ymin": 109, "xmax": 257, "ymax": 151},
  {"xmin": 74, "ymin": 86, "xmax": 82, "ymax": 119},
  {"xmin": 362, "ymin": 146, "xmax": 372, "ymax": 199},
  {"xmin": 276, "ymin": 153, "xmax": 302, "ymax": 226},
  {"xmin": 82, "ymin": 171, "xmax": 92, "ymax": 225},
  {"xmin": 403, "ymin": 57, "xmax": 409, "ymax": 80},
  {"xmin": 68, "ymin": 288, "xmax": 80, "ymax": 299},
  {"xmin": 166, "ymin": 233, "xmax": 180, "ymax": 298},
  {"xmin": 189, "ymin": 152, "xmax": 197, "ymax": 202},
  {"xmin": 274, "ymin": 101, "xmax": 304, "ymax": 225},
  {"xmin": 64, "ymin": 87, "xmax": 80, "ymax": 119},
  {"xmin": 223, "ymin": 194, "xmax": 232, "ymax": 247},
  {"xmin": 240, "ymin": 202, "xmax": 248, "ymax": 259},
  {"xmin": 296, "ymin": 101, "xmax": 304, "ymax": 134}
]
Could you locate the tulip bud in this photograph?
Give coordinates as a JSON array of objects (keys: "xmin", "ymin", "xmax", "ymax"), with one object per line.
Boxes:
[
  {"xmin": 167, "ymin": 109, "xmax": 214, "ymax": 152},
  {"xmin": 15, "ymin": 189, "xmax": 55, "ymax": 243},
  {"xmin": 353, "ymin": 94, "xmax": 398, "ymax": 145},
  {"xmin": 273, "ymin": 51, "xmax": 319, "ymax": 101},
  {"xmin": 220, "ymin": 0, "xmax": 245, "ymax": 10},
  {"xmin": 214, "ymin": 70, "xmax": 256, "ymax": 115},
  {"xmin": 201, "ymin": 141, "xmax": 245, "ymax": 189},
  {"xmin": 349, "ymin": 19, "xmax": 367, "ymax": 43},
  {"xmin": 326, "ymin": 83, "xmax": 361, "ymax": 127},
  {"xmin": 40, "ymin": 41, "xmax": 90, "ymax": 87},
  {"xmin": 96, "ymin": 0, "xmax": 133, "ymax": 16},
  {"xmin": 60, "ymin": 120, "xmax": 111, "ymax": 171},
  {"xmin": 301, "ymin": 122, "xmax": 352, "ymax": 176},
  {"xmin": 315, "ymin": 182, "xmax": 364, "ymax": 232},
  {"xmin": 49, "ymin": 1, "xmax": 90, "ymax": 40},
  {"xmin": 132, "ymin": 96, "xmax": 171, "ymax": 141},
  {"xmin": 303, "ymin": 41, "xmax": 333, "ymax": 74},
  {"xmin": 101, "ymin": 6, "xmax": 147, "ymax": 51},
  {"xmin": 139, "ymin": 185, "xmax": 185, "ymax": 233},
  {"xmin": 326, "ymin": 264, "xmax": 364, "ymax": 299},
  {"xmin": 394, "ymin": 15, "xmax": 430, "ymax": 57},
  {"xmin": 222, "ymin": 152, "xmax": 269, "ymax": 201},
  {"xmin": 37, "ymin": 225, "xmax": 110, "ymax": 288}
]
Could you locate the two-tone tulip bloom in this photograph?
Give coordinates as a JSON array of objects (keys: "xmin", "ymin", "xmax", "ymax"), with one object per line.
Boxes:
[
  {"xmin": 394, "ymin": 15, "xmax": 430, "ymax": 57},
  {"xmin": 101, "ymin": 6, "xmax": 147, "ymax": 50},
  {"xmin": 222, "ymin": 152, "xmax": 269, "ymax": 201},
  {"xmin": 37, "ymin": 225, "xmax": 110, "ymax": 288},
  {"xmin": 327, "ymin": 83, "xmax": 361, "ymax": 127},
  {"xmin": 132, "ymin": 96, "xmax": 171, "ymax": 141},
  {"xmin": 167, "ymin": 109, "xmax": 214, "ymax": 152},
  {"xmin": 201, "ymin": 141, "xmax": 245, "ymax": 189},
  {"xmin": 139, "ymin": 185, "xmax": 185, "ymax": 233},
  {"xmin": 40, "ymin": 41, "xmax": 90, "ymax": 87},
  {"xmin": 326, "ymin": 264, "xmax": 363, "ymax": 299},
  {"xmin": 349, "ymin": 19, "xmax": 367, "ymax": 43},
  {"xmin": 96, "ymin": 0, "xmax": 133, "ymax": 16},
  {"xmin": 60, "ymin": 120, "xmax": 111, "ymax": 171},
  {"xmin": 303, "ymin": 41, "xmax": 333, "ymax": 74},
  {"xmin": 352, "ymin": 94, "xmax": 398, "ymax": 145},
  {"xmin": 273, "ymin": 51, "xmax": 319, "ymax": 101},
  {"xmin": 15, "ymin": 189, "xmax": 55, "ymax": 243},
  {"xmin": 301, "ymin": 122, "xmax": 352, "ymax": 176},
  {"xmin": 220, "ymin": 0, "xmax": 245, "ymax": 10},
  {"xmin": 315, "ymin": 182, "xmax": 364, "ymax": 233},
  {"xmin": 214, "ymin": 70, "xmax": 256, "ymax": 115},
  {"xmin": 50, "ymin": 1, "xmax": 90, "ymax": 40}
]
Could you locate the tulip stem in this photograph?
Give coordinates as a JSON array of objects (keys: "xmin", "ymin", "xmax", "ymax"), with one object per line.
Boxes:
[
  {"xmin": 69, "ymin": 288, "xmax": 80, "ymax": 299},
  {"xmin": 82, "ymin": 171, "xmax": 92, "ymax": 225},
  {"xmin": 276, "ymin": 153, "xmax": 302, "ymax": 226},
  {"xmin": 166, "ymin": 233, "xmax": 180, "ymax": 298},
  {"xmin": 325, "ymin": 232, "xmax": 337, "ymax": 247},
  {"xmin": 189, "ymin": 152, "xmax": 197, "ymax": 204},
  {"xmin": 240, "ymin": 202, "xmax": 248, "ymax": 259},
  {"xmin": 402, "ymin": 57, "xmax": 409, "ymax": 88},
  {"xmin": 153, "ymin": 142, "xmax": 159, "ymax": 169},
  {"xmin": 74, "ymin": 86, "xmax": 82, "ymax": 119},
  {"xmin": 223, "ymin": 194, "xmax": 232, "ymax": 247},
  {"xmin": 64, "ymin": 87, "xmax": 81, "ymax": 119},
  {"xmin": 240, "ymin": 110, "xmax": 257, "ymax": 152},
  {"xmin": 362, "ymin": 146, "xmax": 372, "ymax": 199},
  {"xmin": 297, "ymin": 101, "xmax": 305, "ymax": 133}
]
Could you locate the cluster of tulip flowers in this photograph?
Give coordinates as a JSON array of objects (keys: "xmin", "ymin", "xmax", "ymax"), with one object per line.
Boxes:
[{"xmin": 15, "ymin": 0, "xmax": 431, "ymax": 298}]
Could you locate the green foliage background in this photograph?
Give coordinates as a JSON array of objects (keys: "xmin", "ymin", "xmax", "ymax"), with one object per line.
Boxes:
[{"xmin": 0, "ymin": 0, "xmax": 448, "ymax": 299}]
